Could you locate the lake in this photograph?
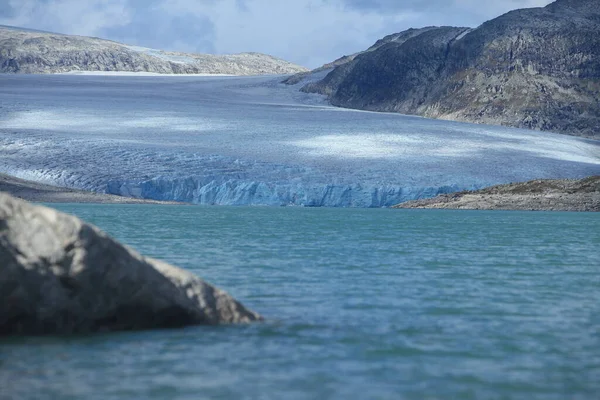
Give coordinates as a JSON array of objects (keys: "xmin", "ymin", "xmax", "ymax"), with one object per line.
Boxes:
[{"xmin": 1, "ymin": 204, "xmax": 599, "ymax": 399}]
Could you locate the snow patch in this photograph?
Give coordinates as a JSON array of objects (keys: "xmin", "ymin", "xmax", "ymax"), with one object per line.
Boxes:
[{"xmin": 454, "ymin": 29, "xmax": 473, "ymax": 41}]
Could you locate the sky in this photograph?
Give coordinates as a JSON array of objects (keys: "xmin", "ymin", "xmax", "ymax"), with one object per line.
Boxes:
[{"xmin": 0, "ymin": 0, "xmax": 554, "ymax": 68}]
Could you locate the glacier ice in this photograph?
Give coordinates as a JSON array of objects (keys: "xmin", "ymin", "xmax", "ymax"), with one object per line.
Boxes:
[{"xmin": 0, "ymin": 74, "xmax": 599, "ymax": 207}]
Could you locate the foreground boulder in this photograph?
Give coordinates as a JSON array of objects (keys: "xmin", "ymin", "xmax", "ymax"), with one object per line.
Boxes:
[{"xmin": 0, "ymin": 193, "xmax": 261, "ymax": 335}]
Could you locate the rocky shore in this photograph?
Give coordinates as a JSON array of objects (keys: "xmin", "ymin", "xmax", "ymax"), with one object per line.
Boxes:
[
  {"xmin": 0, "ymin": 193, "xmax": 261, "ymax": 335},
  {"xmin": 0, "ymin": 173, "xmax": 184, "ymax": 204},
  {"xmin": 394, "ymin": 176, "xmax": 600, "ymax": 212}
]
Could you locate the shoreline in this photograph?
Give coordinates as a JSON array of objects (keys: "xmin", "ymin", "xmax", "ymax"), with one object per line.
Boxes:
[
  {"xmin": 2, "ymin": 173, "xmax": 599, "ymax": 210},
  {"xmin": 394, "ymin": 176, "xmax": 600, "ymax": 212},
  {"xmin": 0, "ymin": 173, "xmax": 186, "ymax": 204}
]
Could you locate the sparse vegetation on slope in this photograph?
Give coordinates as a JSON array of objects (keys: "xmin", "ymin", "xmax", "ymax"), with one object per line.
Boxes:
[
  {"xmin": 296, "ymin": 0, "xmax": 600, "ymax": 137},
  {"xmin": 394, "ymin": 176, "xmax": 600, "ymax": 211}
]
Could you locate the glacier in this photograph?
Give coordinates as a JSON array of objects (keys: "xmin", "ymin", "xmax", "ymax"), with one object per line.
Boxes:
[{"xmin": 0, "ymin": 73, "xmax": 599, "ymax": 207}]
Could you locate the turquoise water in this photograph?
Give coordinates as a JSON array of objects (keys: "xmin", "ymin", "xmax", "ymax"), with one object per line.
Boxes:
[{"xmin": 1, "ymin": 205, "xmax": 600, "ymax": 399}]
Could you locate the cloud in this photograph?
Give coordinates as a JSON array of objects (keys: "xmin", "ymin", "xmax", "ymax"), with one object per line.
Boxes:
[
  {"xmin": 102, "ymin": 3, "xmax": 216, "ymax": 54},
  {"xmin": 1, "ymin": 0, "xmax": 132, "ymax": 36},
  {"xmin": 0, "ymin": 1, "xmax": 16, "ymax": 18},
  {"xmin": 199, "ymin": 0, "xmax": 419, "ymax": 68},
  {"xmin": 449, "ymin": 0, "xmax": 556, "ymax": 20},
  {"xmin": 0, "ymin": 0, "xmax": 555, "ymax": 68},
  {"xmin": 342, "ymin": 0, "xmax": 553, "ymax": 15}
]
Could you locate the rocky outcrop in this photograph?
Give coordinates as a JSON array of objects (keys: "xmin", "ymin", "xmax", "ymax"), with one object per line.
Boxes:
[
  {"xmin": 0, "ymin": 193, "xmax": 261, "ymax": 335},
  {"xmin": 299, "ymin": 0, "xmax": 600, "ymax": 138},
  {"xmin": 282, "ymin": 27, "xmax": 438, "ymax": 85},
  {"xmin": 0, "ymin": 25, "xmax": 307, "ymax": 75},
  {"xmin": 0, "ymin": 173, "xmax": 185, "ymax": 204},
  {"xmin": 393, "ymin": 176, "xmax": 600, "ymax": 211}
]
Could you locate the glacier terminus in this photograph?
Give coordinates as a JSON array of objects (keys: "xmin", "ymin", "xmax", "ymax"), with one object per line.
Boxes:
[{"xmin": 0, "ymin": 73, "xmax": 599, "ymax": 207}]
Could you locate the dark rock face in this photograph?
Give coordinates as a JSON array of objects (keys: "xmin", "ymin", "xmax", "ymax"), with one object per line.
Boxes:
[
  {"xmin": 282, "ymin": 27, "xmax": 438, "ymax": 85},
  {"xmin": 0, "ymin": 193, "xmax": 261, "ymax": 335},
  {"xmin": 302, "ymin": 0, "xmax": 600, "ymax": 138},
  {"xmin": 0, "ymin": 25, "xmax": 307, "ymax": 75}
]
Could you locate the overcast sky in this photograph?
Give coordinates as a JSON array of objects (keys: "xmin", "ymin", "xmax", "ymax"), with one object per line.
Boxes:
[{"xmin": 1, "ymin": 0, "xmax": 554, "ymax": 68}]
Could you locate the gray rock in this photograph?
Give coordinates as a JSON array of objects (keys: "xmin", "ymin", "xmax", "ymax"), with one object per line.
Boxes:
[
  {"xmin": 0, "ymin": 193, "xmax": 262, "ymax": 335},
  {"xmin": 393, "ymin": 176, "xmax": 600, "ymax": 211},
  {"xmin": 0, "ymin": 25, "xmax": 307, "ymax": 75},
  {"xmin": 0, "ymin": 172, "xmax": 186, "ymax": 204},
  {"xmin": 299, "ymin": 0, "xmax": 600, "ymax": 138}
]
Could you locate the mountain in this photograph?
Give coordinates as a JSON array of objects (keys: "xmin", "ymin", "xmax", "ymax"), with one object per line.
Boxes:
[
  {"xmin": 0, "ymin": 25, "xmax": 307, "ymax": 75},
  {"xmin": 294, "ymin": 0, "xmax": 600, "ymax": 138},
  {"xmin": 282, "ymin": 27, "xmax": 439, "ymax": 85}
]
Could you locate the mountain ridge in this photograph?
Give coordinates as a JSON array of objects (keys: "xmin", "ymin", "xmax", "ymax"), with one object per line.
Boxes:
[{"xmin": 0, "ymin": 25, "xmax": 308, "ymax": 75}]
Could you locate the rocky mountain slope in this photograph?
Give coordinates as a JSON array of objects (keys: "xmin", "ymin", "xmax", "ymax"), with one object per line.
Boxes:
[
  {"xmin": 0, "ymin": 25, "xmax": 307, "ymax": 75},
  {"xmin": 296, "ymin": 0, "xmax": 600, "ymax": 138},
  {"xmin": 282, "ymin": 27, "xmax": 440, "ymax": 85},
  {"xmin": 394, "ymin": 176, "xmax": 600, "ymax": 211}
]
